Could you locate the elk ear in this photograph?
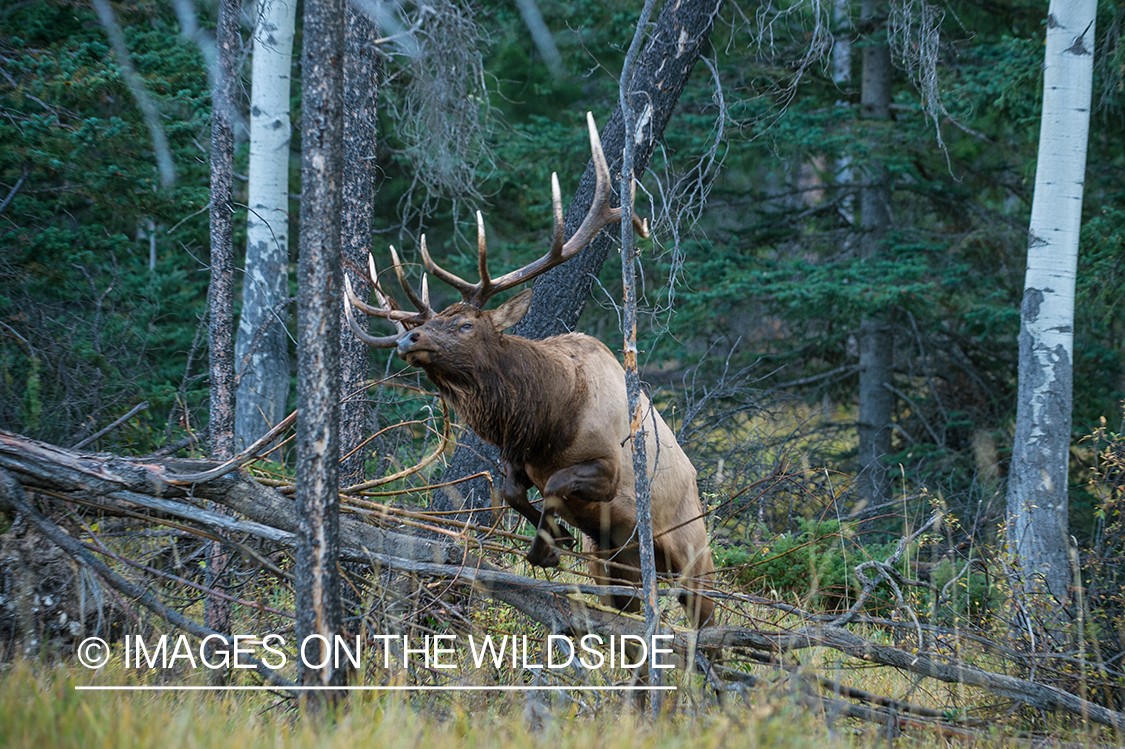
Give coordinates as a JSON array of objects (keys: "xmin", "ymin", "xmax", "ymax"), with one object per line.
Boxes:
[{"xmin": 488, "ymin": 288, "xmax": 533, "ymax": 332}]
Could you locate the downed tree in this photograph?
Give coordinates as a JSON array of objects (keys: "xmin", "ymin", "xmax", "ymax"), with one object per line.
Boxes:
[{"xmin": 1, "ymin": 429, "xmax": 1122, "ymax": 733}]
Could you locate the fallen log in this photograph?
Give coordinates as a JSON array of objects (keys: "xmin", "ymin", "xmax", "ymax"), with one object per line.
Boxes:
[
  {"xmin": 0, "ymin": 467, "xmax": 290, "ymax": 687},
  {"xmin": 2, "ymin": 429, "xmax": 1122, "ymax": 730}
]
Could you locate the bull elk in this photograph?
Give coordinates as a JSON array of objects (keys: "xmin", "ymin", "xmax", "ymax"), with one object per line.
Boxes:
[{"xmin": 345, "ymin": 113, "xmax": 715, "ymax": 627}]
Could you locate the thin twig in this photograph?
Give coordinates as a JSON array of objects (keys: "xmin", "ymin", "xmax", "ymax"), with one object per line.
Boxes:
[
  {"xmin": 72, "ymin": 401, "xmax": 150, "ymax": 449},
  {"xmin": 0, "ymin": 170, "xmax": 28, "ymax": 215},
  {"xmin": 0, "ymin": 468, "xmax": 289, "ymax": 687}
]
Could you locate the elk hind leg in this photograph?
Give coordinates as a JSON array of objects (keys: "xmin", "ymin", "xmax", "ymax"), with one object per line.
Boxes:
[
  {"xmin": 583, "ymin": 538, "xmax": 642, "ymax": 613},
  {"xmin": 659, "ymin": 536, "xmax": 716, "ymax": 629}
]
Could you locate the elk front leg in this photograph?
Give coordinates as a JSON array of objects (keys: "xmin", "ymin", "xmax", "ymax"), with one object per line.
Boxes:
[
  {"xmin": 534, "ymin": 458, "xmax": 619, "ymax": 560},
  {"xmin": 527, "ymin": 495, "xmax": 568, "ymax": 568},
  {"xmin": 501, "ymin": 463, "xmax": 573, "ymax": 568}
]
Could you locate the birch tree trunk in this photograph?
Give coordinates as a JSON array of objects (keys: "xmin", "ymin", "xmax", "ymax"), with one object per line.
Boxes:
[
  {"xmin": 296, "ymin": 0, "xmax": 345, "ymax": 689},
  {"xmin": 235, "ymin": 0, "xmax": 296, "ymax": 452},
  {"xmin": 205, "ymin": 0, "xmax": 240, "ymax": 635},
  {"xmin": 1007, "ymin": 0, "xmax": 1096, "ymax": 606},
  {"xmin": 855, "ymin": 0, "xmax": 895, "ymax": 513}
]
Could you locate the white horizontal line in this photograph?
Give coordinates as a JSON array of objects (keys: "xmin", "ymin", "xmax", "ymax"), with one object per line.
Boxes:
[{"xmin": 75, "ymin": 685, "xmax": 677, "ymax": 692}]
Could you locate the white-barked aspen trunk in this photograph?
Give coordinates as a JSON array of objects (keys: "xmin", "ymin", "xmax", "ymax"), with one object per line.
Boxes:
[
  {"xmin": 1007, "ymin": 0, "xmax": 1096, "ymax": 606},
  {"xmin": 235, "ymin": 0, "xmax": 296, "ymax": 451}
]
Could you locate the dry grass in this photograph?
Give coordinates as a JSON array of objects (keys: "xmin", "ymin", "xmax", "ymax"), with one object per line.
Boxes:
[
  {"xmin": 0, "ymin": 659, "xmax": 862, "ymax": 749},
  {"xmin": 2, "ymin": 619, "xmax": 1113, "ymax": 749}
]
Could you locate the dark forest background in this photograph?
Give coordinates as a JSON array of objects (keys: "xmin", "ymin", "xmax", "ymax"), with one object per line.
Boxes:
[{"xmin": 1, "ymin": 0, "xmax": 1122, "ymax": 544}]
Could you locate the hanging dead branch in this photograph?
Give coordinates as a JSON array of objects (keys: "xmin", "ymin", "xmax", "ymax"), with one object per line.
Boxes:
[
  {"xmin": 888, "ymin": 0, "xmax": 988, "ymax": 158},
  {"xmin": 370, "ymin": 0, "xmax": 494, "ymax": 228}
]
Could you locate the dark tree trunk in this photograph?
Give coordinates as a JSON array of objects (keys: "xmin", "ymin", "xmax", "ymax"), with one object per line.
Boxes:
[
  {"xmin": 205, "ymin": 0, "xmax": 240, "ymax": 635},
  {"xmin": 296, "ymin": 0, "xmax": 345, "ymax": 689},
  {"xmin": 855, "ymin": 0, "xmax": 895, "ymax": 513},
  {"xmin": 208, "ymin": 0, "xmax": 238, "ymax": 467},
  {"xmin": 339, "ymin": 8, "xmax": 381, "ymax": 489},
  {"xmin": 433, "ymin": 0, "xmax": 725, "ymax": 516}
]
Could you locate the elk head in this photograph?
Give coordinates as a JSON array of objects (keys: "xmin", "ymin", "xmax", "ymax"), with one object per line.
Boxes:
[{"xmin": 343, "ymin": 112, "xmax": 648, "ymax": 362}]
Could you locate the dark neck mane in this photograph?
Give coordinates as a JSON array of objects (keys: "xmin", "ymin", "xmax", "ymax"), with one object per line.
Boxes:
[{"xmin": 420, "ymin": 335, "xmax": 585, "ymax": 465}]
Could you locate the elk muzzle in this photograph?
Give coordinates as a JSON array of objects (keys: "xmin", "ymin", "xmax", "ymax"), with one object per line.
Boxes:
[{"xmin": 396, "ymin": 330, "xmax": 434, "ymax": 365}]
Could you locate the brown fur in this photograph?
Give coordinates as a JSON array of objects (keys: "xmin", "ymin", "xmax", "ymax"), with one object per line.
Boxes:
[{"xmin": 398, "ymin": 292, "xmax": 716, "ymax": 627}]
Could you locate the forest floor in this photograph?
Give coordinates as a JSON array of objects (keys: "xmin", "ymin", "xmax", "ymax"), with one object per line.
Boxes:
[
  {"xmin": 2, "ymin": 428, "xmax": 1122, "ymax": 747},
  {"xmin": 0, "ymin": 653, "xmax": 1117, "ymax": 748}
]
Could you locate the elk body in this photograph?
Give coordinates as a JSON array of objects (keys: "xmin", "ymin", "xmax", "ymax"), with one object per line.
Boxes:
[{"xmin": 346, "ymin": 115, "xmax": 715, "ymax": 627}]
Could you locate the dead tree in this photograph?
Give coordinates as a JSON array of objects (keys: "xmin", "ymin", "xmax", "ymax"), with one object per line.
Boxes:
[
  {"xmin": 339, "ymin": 7, "xmax": 381, "ymax": 488},
  {"xmin": 205, "ymin": 0, "xmax": 240, "ymax": 635},
  {"xmin": 295, "ymin": 0, "xmax": 346, "ymax": 688},
  {"xmin": 433, "ymin": 0, "xmax": 727, "ymax": 518}
]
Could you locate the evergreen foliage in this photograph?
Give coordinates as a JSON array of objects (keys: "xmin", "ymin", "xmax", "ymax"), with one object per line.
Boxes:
[
  {"xmin": 1, "ymin": 0, "xmax": 214, "ymax": 448},
  {"xmin": 0, "ymin": 0, "xmax": 1122, "ymax": 543}
]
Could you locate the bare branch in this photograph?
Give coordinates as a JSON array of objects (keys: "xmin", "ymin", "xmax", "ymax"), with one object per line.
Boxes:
[{"xmin": 89, "ymin": 0, "xmax": 176, "ymax": 186}]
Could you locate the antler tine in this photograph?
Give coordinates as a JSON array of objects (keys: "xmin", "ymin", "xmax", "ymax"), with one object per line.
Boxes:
[
  {"xmin": 557, "ymin": 110, "xmax": 617, "ymax": 256},
  {"xmin": 474, "ymin": 210, "xmax": 492, "ymax": 306},
  {"xmin": 344, "ymin": 288, "xmax": 405, "ymax": 349},
  {"xmin": 366, "ymin": 253, "xmax": 402, "ymax": 314},
  {"xmin": 344, "ymin": 273, "xmax": 384, "ymax": 318},
  {"xmin": 344, "ymin": 274, "xmax": 423, "ymax": 325},
  {"xmin": 474, "ymin": 112, "xmax": 647, "ymax": 302},
  {"xmin": 373, "ymin": 283, "xmax": 407, "ymax": 335},
  {"xmin": 391, "ymin": 114, "xmax": 647, "ymax": 310},
  {"xmin": 389, "ymin": 246, "xmax": 435, "ymax": 319},
  {"xmin": 418, "ymin": 234, "xmax": 479, "ymax": 301},
  {"xmin": 567, "ymin": 111, "xmax": 650, "ymax": 245},
  {"xmin": 366, "ymin": 253, "xmax": 379, "ymax": 286},
  {"xmin": 364, "ymin": 254, "xmax": 405, "ymax": 314},
  {"xmin": 548, "ymin": 171, "xmax": 565, "ymax": 259}
]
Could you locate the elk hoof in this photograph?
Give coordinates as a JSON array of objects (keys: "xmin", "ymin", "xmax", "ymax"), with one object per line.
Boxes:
[
  {"xmin": 527, "ymin": 533, "xmax": 560, "ymax": 568},
  {"xmin": 526, "ymin": 547, "xmax": 560, "ymax": 568}
]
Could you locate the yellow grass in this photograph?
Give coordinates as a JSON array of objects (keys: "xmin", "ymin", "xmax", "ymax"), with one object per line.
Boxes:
[
  {"xmin": 0, "ymin": 659, "xmax": 856, "ymax": 749},
  {"xmin": 3, "ymin": 645, "xmax": 1113, "ymax": 749}
]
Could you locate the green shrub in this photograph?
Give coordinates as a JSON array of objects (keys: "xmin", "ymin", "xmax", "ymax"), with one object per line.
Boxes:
[{"xmin": 716, "ymin": 518, "xmax": 899, "ymax": 613}]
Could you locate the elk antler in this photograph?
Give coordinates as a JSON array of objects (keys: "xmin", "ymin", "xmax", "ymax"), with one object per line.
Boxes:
[
  {"xmin": 344, "ymin": 254, "xmax": 434, "ymax": 349},
  {"xmin": 420, "ymin": 111, "xmax": 649, "ymax": 309},
  {"xmin": 345, "ymin": 111, "xmax": 651, "ymax": 347}
]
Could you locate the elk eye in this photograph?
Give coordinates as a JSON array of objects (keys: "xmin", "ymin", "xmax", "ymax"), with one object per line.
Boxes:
[{"xmin": 460, "ymin": 323, "xmax": 473, "ymax": 333}]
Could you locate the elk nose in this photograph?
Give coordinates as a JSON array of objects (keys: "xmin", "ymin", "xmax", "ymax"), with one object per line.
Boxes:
[{"xmin": 396, "ymin": 331, "xmax": 421, "ymax": 354}]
